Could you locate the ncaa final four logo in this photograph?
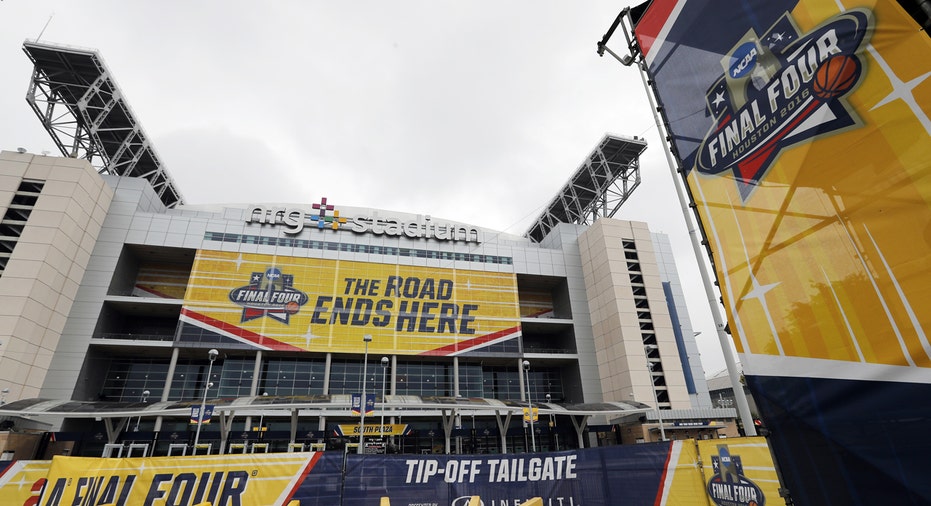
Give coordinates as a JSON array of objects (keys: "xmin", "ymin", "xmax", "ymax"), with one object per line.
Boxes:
[
  {"xmin": 695, "ymin": 9, "xmax": 873, "ymax": 200},
  {"xmin": 228, "ymin": 267, "xmax": 309, "ymax": 323},
  {"xmin": 707, "ymin": 445, "xmax": 765, "ymax": 506}
]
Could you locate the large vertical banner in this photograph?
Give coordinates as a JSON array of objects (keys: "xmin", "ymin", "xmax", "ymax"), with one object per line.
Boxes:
[
  {"xmin": 633, "ymin": 0, "xmax": 931, "ymax": 503},
  {"xmin": 179, "ymin": 251, "xmax": 520, "ymax": 356}
]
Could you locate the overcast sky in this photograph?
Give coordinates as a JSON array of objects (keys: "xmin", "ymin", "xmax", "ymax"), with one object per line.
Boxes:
[{"xmin": 0, "ymin": 1, "xmax": 735, "ymax": 377}]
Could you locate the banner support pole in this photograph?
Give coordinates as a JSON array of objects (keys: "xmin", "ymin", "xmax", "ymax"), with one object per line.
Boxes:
[{"xmin": 608, "ymin": 11, "xmax": 756, "ymax": 436}]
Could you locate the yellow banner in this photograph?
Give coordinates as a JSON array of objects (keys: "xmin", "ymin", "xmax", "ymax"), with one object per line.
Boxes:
[
  {"xmin": 696, "ymin": 438, "xmax": 787, "ymax": 506},
  {"xmin": 0, "ymin": 460, "xmax": 51, "ymax": 506},
  {"xmin": 133, "ymin": 263, "xmax": 190, "ymax": 299},
  {"xmin": 35, "ymin": 454, "xmax": 316, "ymax": 506},
  {"xmin": 522, "ymin": 407, "xmax": 539, "ymax": 423},
  {"xmin": 180, "ymin": 251, "xmax": 520, "ymax": 355},
  {"xmin": 688, "ymin": 1, "xmax": 931, "ymax": 370},
  {"xmin": 659, "ymin": 441, "xmax": 707, "ymax": 506},
  {"xmin": 659, "ymin": 438, "xmax": 786, "ymax": 506},
  {"xmin": 336, "ymin": 423, "xmax": 409, "ymax": 436}
]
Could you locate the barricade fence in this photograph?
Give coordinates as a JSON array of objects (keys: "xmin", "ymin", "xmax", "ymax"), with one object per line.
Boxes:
[{"xmin": 0, "ymin": 437, "xmax": 784, "ymax": 506}]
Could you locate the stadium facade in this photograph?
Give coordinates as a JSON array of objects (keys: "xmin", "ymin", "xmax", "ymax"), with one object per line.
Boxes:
[{"xmin": 0, "ymin": 148, "xmax": 736, "ymax": 456}]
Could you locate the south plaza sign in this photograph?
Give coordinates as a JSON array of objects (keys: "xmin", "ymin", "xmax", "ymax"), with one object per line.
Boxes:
[{"xmin": 245, "ymin": 204, "xmax": 483, "ymax": 243}]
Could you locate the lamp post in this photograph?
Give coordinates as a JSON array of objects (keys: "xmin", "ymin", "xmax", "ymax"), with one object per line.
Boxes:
[
  {"xmin": 194, "ymin": 349, "xmax": 219, "ymax": 449},
  {"xmin": 258, "ymin": 391, "xmax": 268, "ymax": 437},
  {"xmin": 644, "ymin": 345, "xmax": 666, "ymax": 441},
  {"xmin": 522, "ymin": 360, "xmax": 536, "ymax": 452},
  {"xmin": 358, "ymin": 335, "xmax": 372, "ymax": 454},
  {"xmin": 134, "ymin": 390, "xmax": 150, "ymax": 432},
  {"xmin": 546, "ymin": 393, "xmax": 558, "ymax": 451},
  {"xmin": 380, "ymin": 356, "xmax": 389, "ymax": 441}
]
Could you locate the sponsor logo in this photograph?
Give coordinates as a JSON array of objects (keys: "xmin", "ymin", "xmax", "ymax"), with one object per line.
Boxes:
[
  {"xmin": 450, "ymin": 496, "xmax": 577, "ymax": 506},
  {"xmin": 228, "ymin": 267, "xmax": 309, "ymax": 323},
  {"xmin": 696, "ymin": 9, "xmax": 873, "ymax": 200},
  {"xmin": 707, "ymin": 445, "xmax": 765, "ymax": 506},
  {"xmin": 246, "ymin": 197, "xmax": 482, "ymax": 243}
]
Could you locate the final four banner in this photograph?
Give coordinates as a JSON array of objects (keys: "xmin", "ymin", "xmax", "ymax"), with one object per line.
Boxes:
[
  {"xmin": 634, "ymin": 0, "xmax": 931, "ymax": 503},
  {"xmin": 178, "ymin": 251, "xmax": 520, "ymax": 356},
  {"xmin": 29, "ymin": 454, "xmax": 322, "ymax": 506},
  {"xmin": 0, "ymin": 439, "xmax": 784, "ymax": 505}
]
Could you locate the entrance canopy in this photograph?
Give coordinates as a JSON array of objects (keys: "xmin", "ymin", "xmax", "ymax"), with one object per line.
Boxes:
[
  {"xmin": 0, "ymin": 395, "xmax": 649, "ymax": 419},
  {"xmin": 0, "ymin": 395, "xmax": 650, "ymax": 454}
]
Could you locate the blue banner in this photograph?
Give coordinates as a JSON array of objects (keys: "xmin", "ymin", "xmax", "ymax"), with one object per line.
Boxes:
[
  {"xmin": 189, "ymin": 404, "xmax": 214, "ymax": 425},
  {"xmin": 324, "ymin": 444, "xmax": 670, "ymax": 506},
  {"xmin": 352, "ymin": 393, "xmax": 376, "ymax": 417}
]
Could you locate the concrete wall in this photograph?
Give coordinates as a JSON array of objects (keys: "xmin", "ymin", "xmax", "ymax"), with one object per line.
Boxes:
[{"xmin": 0, "ymin": 152, "xmax": 113, "ymax": 401}]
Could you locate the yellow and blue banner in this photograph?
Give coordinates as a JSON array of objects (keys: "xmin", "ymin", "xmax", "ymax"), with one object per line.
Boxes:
[
  {"xmin": 0, "ymin": 460, "xmax": 52, "ymax": 506},
  {"xmin": 132, "ymin": 263, "xmax": 190, "ymax": 299},
  {"xmin": 178, "ymin": 251, "xmax": 521, "ymax": 356},
  {"xmin": 350, "ymin": 394, "xmax": 375, "ymax": 417},
  {"xmin": 189, "ymin": 405, "xmax": 214, "ymax": 425},
  {"xmin": 334, "ymin": 423, "xmax": 412, "ymax": 437},
  {"xmin": 18, "ymin": 453, "xmax": 320, "ymax": 506},
  {"xmin": 634, "ymin": 0, "xmax": 931, "ymax": 502},
  {"xmin": 0, "ymin": 438, "xmax": 783, "ymax": 505}
]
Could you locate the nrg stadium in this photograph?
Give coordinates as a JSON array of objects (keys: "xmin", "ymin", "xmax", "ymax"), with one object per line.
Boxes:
[{"xmin": 0, "ymin": 40, "xmax": 738, "ymax": 460}]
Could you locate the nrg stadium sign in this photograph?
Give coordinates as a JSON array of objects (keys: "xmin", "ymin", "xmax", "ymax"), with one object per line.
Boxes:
[{"xmin": 245, "ymin": 197, "xmax": 482, "ymax": 243}]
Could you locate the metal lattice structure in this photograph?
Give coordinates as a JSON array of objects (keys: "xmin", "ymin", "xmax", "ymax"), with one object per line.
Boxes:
[
  {"xmin": 23, "ymin": 40, "xmax": 184, "ymax": 208},
  {"xmin": 525, "ymin": 134, "xmax": 646, "ymax": 243}
]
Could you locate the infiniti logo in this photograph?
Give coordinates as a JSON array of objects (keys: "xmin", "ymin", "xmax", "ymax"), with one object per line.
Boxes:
[{"xmin": 452, "ymin": 497, "xmax": 484, "ymax": 506}]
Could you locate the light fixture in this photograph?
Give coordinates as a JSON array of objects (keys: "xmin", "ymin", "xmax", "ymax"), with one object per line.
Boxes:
[
  {"xmin": 194, "ymin": 349, "xmax": 219, "ymax": 449},
  {"xmin": 134, "ymin": 390, "xmax": 150, "ymax": 432},
  {"xmin": 380, "ymin": 356, "xmax": 389, "ymax": 441},
  {"xmin": 522, "ymin": 360, "xmax": 536, "ymax": 452},
  {"xmin": 358, "ymin": 335, "xmax": 372, "ymax": 454}
]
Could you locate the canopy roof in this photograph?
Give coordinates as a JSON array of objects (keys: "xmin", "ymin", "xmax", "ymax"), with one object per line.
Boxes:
[{"xmin": 0, "ymin": 394, "xmax": 650, "ymax": 419}]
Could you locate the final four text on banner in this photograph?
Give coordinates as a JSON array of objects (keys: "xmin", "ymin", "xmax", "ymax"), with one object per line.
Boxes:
[
  {"xmin": 177, "ymin": 251, "xmax": 521, "ymax": 356},
  {"xmin": 631, "ymin": 0, "xmax": 931, "ymax": 503},
  {"xmin": 30, "ymin": 454, "xmax": 320, "ymax": 506}
]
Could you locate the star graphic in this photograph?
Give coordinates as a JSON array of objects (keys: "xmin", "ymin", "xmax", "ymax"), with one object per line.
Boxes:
[
  {"xmin": 9, "ymin": 473, "xmax": 35, "ymax": 490},
  {"xmin": 869, "ymin": 53, "xmax": 931, "ymax": 136},
  {"xmin": 741, "ymin": 273, "xmax": 779, "ymax": 302},
  {"xmin": 302, "ymin": 323, "xmax": 319, "ymax": 348},
  {"xmin": 712, "ymin": 91, "xmax": 726, "ymax": 109}
]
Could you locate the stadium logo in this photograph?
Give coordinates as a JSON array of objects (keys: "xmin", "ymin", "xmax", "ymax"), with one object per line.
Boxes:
[
  {"xmin": 228, "ymin": 267, "xmax": 309, "ymax": 323},
  {"xmin": 695, "ymin": 9, "xmax": 873, "ymax": 200},
  {"xmin": 246, "ymin": 197, "xmax": 482, "ymax": 242},
  {"xmin": 706, "ymin": 445, "xmax": 765, "ymax": 506},
  {"xmin": 309, "ymin": 197, "xmax": 347, "ymax": 230}
]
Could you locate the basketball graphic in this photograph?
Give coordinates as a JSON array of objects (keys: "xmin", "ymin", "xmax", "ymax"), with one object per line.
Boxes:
[
  {"xmin": 286, "ymin": 300, "xmax": 300, "ymax": 314},
  {"xmin": 813, "ymin": 54, "xmax": 860, "ymax": 100}
]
